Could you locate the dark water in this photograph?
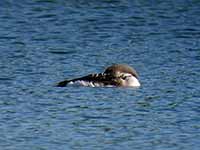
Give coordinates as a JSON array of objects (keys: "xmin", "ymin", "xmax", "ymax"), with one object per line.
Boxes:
[{"xmin": 0, "ymin": 0, "xmax": 200, "ymax": 149}]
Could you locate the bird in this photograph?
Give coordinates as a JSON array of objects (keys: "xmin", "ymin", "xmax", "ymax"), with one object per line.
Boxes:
[{"xmin": 56, "ymin": 64, "xmax": 140, "ymax": 87}]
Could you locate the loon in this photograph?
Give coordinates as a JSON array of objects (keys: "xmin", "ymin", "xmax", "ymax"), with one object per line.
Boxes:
[{"xmin": 57, "ymin": 64, "xmax": 140, "ymax": 87}]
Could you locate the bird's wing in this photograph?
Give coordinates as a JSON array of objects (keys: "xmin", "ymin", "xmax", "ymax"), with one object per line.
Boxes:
[{"xmin": 56, "ymin": 73, "xmax": 120, "ymax": 87}]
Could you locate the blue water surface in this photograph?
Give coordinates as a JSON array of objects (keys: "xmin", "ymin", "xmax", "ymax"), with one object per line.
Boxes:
[{"xmin": 0, "ymin": 0, "xmax": 200, "ymax": 150}]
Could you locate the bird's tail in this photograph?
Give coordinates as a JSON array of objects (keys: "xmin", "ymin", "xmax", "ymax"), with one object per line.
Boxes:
[{"xmin": 56, "ymin": 79, "xmax": 72, "ymax": 87}]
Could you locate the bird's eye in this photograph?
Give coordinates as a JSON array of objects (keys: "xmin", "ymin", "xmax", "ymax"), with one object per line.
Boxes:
[{"xmin": 122, "ymin": 76, "xmax": 127, "ymax": 80}]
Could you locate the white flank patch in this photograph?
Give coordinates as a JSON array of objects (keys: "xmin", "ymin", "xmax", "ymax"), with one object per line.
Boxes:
[{"xmin": 70, "ymin": 80, "xmax": 103, "ymax": 87}]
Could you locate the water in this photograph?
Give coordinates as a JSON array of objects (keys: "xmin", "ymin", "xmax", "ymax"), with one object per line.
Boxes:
[{"xmin": 0, "ymin": 0, "xmax": 200, "ymax": 149}]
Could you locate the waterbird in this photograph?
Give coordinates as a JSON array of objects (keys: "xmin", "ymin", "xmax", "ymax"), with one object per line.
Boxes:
[{"xmin": 57, "ymin": 64, "xmax": 140, "ymax": 87}]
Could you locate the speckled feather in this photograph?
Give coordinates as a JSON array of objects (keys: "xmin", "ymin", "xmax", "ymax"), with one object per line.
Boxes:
[{"xmin": 57, "ymin": 73, "xmax": 121, "ymax": 87}]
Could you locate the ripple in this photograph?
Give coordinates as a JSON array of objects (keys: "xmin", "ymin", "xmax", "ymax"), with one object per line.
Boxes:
[
  {"xmin": 49, "ymin": 50, "xmax": 77, "ymax": 55},
  {"xmin": 36, "ymin": 14, "xmax": 57, "ymax": 19},
  {"xmin": 170, "ymin": 28, "xmax": 200, "ymax": 38},
  {"xmin": 0, "ymin": 77, "xmax": 13, "ymax": 81},
  {"xmin": 0, "ymin": 36, "xmax": 18, "ymax": 40},
  {"xmin": 35, "ymin": 0, "xmax": 57, "ymax": 3}
]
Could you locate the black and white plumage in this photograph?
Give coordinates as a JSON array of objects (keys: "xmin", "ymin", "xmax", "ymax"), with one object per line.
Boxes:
[{"xmin": 57, "ymin": 64, "xmax": 140, "ymax": 87}]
